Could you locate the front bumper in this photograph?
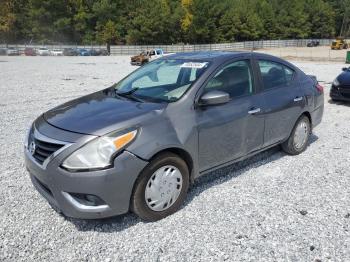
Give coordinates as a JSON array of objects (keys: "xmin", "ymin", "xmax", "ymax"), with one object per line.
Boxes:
[
  {"xmin": 25, "ymin": 129, "xmax": 148, "ymax": 219},
  {"xmin": 330, "ymin": 86, "xmax": 350, "ymax": 102},
  {"xmin": 130, "ymin": 61, "xmax": 142, "ymax": 66}
]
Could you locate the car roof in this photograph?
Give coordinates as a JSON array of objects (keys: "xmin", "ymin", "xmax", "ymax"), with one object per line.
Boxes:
[
  {"xmin": 164, "ymin": 51, "xmax": 294, "ymax": 68},
  {"xmin": 166, "ymin": 51, "xmax": 251, "ymax": 61}
]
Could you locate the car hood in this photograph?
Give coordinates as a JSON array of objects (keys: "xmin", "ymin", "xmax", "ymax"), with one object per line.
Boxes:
[
  {"xmin": 338, "ymin": 71, "xmax": 350, "ymax": 86},
  {"xmin": 44, "ymin": 88, "xmax": 166, "ymax": 136},
  {"xmin": 131, "ymin": 55, "xmax": 142, "ymax": 60}
]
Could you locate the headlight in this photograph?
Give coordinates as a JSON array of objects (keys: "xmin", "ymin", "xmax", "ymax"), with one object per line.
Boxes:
[
  {"xmin": 332, "ymin": 78, "xmax": 340, "ymax": 87},
  {"xmin": 62, "ymin": 129, "xmax": 138, "ymax": 171},
  {"xmin": 24, "ymin": 124, "xmax": 33, "ymax": 149}
]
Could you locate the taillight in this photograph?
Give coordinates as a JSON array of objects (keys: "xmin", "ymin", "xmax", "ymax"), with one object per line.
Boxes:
[{"xmin": 316, "ymin": 83, "xmax": 324, "ymax": 93}]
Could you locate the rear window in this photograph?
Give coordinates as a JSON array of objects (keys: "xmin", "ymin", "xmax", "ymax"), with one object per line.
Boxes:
[{"xmin": 258, "ymin": 60, "xmax": 295, "ymax": 90}]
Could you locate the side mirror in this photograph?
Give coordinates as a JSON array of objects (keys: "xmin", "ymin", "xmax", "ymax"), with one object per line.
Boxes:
[
  {"xmin": 198, "ymin": 90, "xmax": 230, "ymax": 106},
  {"xmin": 342, "ymin": 67, "xmax": 349, "ymax": 72}
]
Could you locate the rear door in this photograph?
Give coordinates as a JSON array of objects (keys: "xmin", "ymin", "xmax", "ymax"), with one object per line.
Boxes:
[
  {"xmin": 254, "ymin": 57, "xmax": 304, "ymax": 146},
  {"xmin": 196, "ymin": 57, "xmax": 265, "ymax": 172}
]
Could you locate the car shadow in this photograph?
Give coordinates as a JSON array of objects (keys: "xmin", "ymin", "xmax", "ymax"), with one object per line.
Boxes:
[
  {"xmin": 67, "ymin": 134, "xmax": 319, "ymax": 232},
  {"xmin": 186, "ymin": 134, "xmax": 319, "ymax": 204},
  {"xmin": 328, "ymin": 99, "xmax": 350, "ymax": 107}
]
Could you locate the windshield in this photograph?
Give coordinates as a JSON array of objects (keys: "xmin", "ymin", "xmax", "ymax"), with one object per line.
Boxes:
[{"xmin": 114, "ymin": 59, "xmax": 210, "ymax": 103}]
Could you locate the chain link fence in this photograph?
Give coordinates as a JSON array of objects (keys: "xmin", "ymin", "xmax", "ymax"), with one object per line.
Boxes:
[
  {"xmin": 109, "ymin": 39, "xmax": 334, "ymax": 55},
  {"xmin": 1, "ymin": 39, "xmax": 349, "ymax": 61},
  {"xmin": 0, "ymin": 39, "xmax": 332, "ymax": 53}
]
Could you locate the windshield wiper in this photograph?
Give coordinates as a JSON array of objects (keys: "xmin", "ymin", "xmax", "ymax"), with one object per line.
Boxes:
[
  {"xmin": 115, "ymin": 88, "xmax": 144, "ymax": 102},
  {"xmin": 116, "ymin": 87, "xmax": 139, "ymax": 95}
]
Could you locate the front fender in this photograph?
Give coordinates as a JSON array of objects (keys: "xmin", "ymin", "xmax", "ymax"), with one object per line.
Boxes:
[{"xmin": 126, "ymin": 114, "xmax": 199, "ymax": 179}]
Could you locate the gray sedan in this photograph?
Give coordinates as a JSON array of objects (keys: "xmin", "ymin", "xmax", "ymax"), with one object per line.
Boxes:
[{"xmin": 25, "ymin": 51, "xmax": 324, "ymax": 221}]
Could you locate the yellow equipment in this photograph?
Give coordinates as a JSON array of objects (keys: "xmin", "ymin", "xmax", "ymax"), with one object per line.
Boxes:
[{"xmin": 331, "ymin": 37, "xmax": 349, "ymax": 50}]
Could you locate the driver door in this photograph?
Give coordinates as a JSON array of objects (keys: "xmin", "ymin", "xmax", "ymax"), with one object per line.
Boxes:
[{"xmin": 196, "ymin": 59, "xmax": 265, "ymax": 172}]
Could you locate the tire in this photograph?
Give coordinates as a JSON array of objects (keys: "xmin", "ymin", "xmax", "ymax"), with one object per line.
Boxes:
[
  {"xmin": 331, "ymin": 98, "xmax": 339, "ymax": 102},
  {"xmin": 131, "ymin": 152, "xmax": 189, "ymax": 221},
  {"xmin": 281, "ymin": 115, "xmax": 311, "ymax": 155}
]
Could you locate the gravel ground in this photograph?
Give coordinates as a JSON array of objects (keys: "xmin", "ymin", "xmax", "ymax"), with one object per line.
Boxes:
[
  {"xmin": 0, "ymin": 56, "xmax": 349, "ymax": 262},
  {"xmin": 258, "ymin": 46, "xmax": 349, "ymax": 62}
]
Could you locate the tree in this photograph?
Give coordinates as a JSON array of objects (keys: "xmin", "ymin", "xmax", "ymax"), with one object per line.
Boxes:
[
  {"xmin": 126, "ymin": 0, "xmax": 179, "ymax": 44},
  {"xmin": 219, "ymin": 0, "xmax": 264, "ymax": 42},
  {"xmin": 272, "ymin": 0, "xmax": 310, "ymax": 39},
  {"xmin": 327, "ymin": 0, "xmax": 350, "ymax": 37},
  {"xmin": 21, "ymin": 0, "xmax": 75, "ymax": 44},
  {"xmin": 96, "ymin": 20, "xmax": 119, "ymax": 52},
  {"xmin": 306, "ymin": 0, "xmax": 335, "ymax": 38},
  {"xmin": 186, "ymin": 0, "xmax": 225, "ymax": 43},
  {"xmin": 181, "ymin": 0, "xmax": 193, "ymax": 36},
  {"xmin": 0, "ymin": 0, "xmax": 342, "ymax": 44},
  {"xmin": 256, "ymin": 0, "xmax": 279, "ymax": 39},
  {"xmin": 0, "ymin": 0, "xmax": 16, "ymax": 43}
]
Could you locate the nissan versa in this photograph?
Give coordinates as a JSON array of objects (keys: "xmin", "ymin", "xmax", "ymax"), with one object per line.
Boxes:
[{"xmin": 25, "ymin": 52, "xmax": 324, "ymax": 221}]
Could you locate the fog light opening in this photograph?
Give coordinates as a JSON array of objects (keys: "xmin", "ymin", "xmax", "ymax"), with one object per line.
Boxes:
[{"xmin": 70, "ymin": 193, "xmax": 106, "ymax": 207}]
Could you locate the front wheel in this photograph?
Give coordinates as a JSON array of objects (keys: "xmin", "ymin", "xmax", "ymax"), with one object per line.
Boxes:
[
  {"xmin": 131, "ymin": 152, "xmax": 189, "ymax": 221},
  {"xmin": 282, "ymin": 115, "xmax": 311, "ymax": 155}
]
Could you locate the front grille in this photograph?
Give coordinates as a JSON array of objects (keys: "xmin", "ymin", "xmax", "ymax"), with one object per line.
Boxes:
[
  {"xmin": 341, "ymin": 93, "xmax": 350, "ymax": 98},
  {"xmin": 32, "ymin": 138, "xmax": 64, "ymax": 164},
  {"xmin": 339, "ymin": 87, "xmax": 350, "ymax": 98},
  {"xmin": 28, "ymin": 129, "xmax": 65, "ymax": 165}
]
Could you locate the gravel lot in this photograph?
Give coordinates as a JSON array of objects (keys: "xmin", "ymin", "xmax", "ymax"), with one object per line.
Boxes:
[
  {"xmin": 0, "ymin": 56, "xmax": 349, "ymax": 261},
  {"xmin": 258, "ymin": 46, "xmax": 349, "ymax": 62}
]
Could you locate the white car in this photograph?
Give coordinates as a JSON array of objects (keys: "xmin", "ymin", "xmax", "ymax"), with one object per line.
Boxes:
[
  {"xmin": 37, "ymin": 47, "xmax": 50, "ymax": 56},
  {"xmin": 6, "ymin": 47, "xmax": 20, "ymax": 56},
  {"xmin": 50, "ymin": 49, "xmax": 63, "ymax": 56}
]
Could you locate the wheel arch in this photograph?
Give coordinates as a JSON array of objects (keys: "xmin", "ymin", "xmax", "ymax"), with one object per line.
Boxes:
[
  {"xmin": 148, "ymin": 147, "xmax": 195, "ymax": 184},
  {"xmin": 301, "ymin": 111, "xmax": 312, "ymax": 130}
]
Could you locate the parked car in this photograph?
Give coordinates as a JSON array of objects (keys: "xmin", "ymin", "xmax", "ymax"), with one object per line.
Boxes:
[
  {"xmin": 307, "ymin": 40, "xmax": 320, "ymax": 47},
  {"xmin": 99, "ymin": 49, "xmax": 109, "ymax": 56},
  {"xmin": 37, "ymin": 47, "xmax": 51, "ymax": 56},
  {"xmin": 24, "ymin": 47, "xmax": 37, "ymax": 56},
  {"xmin": 88, "ymin": 48, "xmax": 109, "ymax": 56},
  {"xmin": 50, "ymin": 49, "xmax": 63, "ymax": 56},
  {"xmin": 130, "ymin": 48, "xmax": 166, "ymax": 66},
  {"xmin": 330, "ymin": 67, "xmax": 350, "ymax": 101},
  {"xmin": 77, "ymin": 48, "xmax": 91, "ymax": 56},
  {"xmin": 0, "ymin": 48, "xmax": 7, "ymax": 55},
  {"xmin": 7, "ymin": 47, "xmax": 20, "ymax": 56},
  {"xmin": 25, "ymin": 52, "xmax": 324, "ymax": 221},
  {"xmin": 88, "ymin": 49, "xmax": 101, "ymax": 56},
  {"xmin": 63, "ymin": 48, "xmax": 79, "ymax": 56}
]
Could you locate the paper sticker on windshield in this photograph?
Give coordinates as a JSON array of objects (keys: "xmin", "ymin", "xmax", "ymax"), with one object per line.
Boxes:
[{"xmin": 181, "ymin": 62, "xmax": 208, "ymax": 69}]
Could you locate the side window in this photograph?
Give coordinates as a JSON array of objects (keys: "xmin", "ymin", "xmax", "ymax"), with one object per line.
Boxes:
[
  {"xmin": 284, "ymin": 66, "xmax": 294, "ymax": 82},
  {"xmin": 156, "ymin": 50, "xmax": 162, "ymax": 55},
  {"xmin": 204, "ymin": 60, "xmax": 253, "ymax": 98},
  {"xmin": 150, "ymin": 50, "xmax": 155, "ymax": 56},
  {"xmin": 258, "ymin": 60, "xmax": 295, "ymax": 90}
]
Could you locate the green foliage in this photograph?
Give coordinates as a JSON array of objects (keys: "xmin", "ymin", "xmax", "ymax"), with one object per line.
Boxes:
[
  {"xmin": 96, "ymin": 20, "xmax": 119, "ymax": 45},
  {"xmin": 0, "ymin": 0, "xmax": 345, "ymax": 44},
  {"xmin": 0, "ymin": 0, "xmax": 16, "ymax": 42}
]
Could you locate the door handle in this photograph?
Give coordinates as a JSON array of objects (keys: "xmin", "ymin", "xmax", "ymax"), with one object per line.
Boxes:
[
  {"xmin": 248, "ymin": 108, "xmax": 261, "ymax": 114},
  {"xmin": 294, "ymin": 97, "xmax": 303, "ymax": 102}
]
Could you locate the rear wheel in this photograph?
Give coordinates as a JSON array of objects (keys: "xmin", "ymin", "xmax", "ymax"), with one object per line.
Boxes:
[
  {"xmin": 282, "ymin": 115, "xmax": 311, "ymax": 155},
  {"xmin": 131, "ymin": 152, "xmax": 189, "ymax": 221}
]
